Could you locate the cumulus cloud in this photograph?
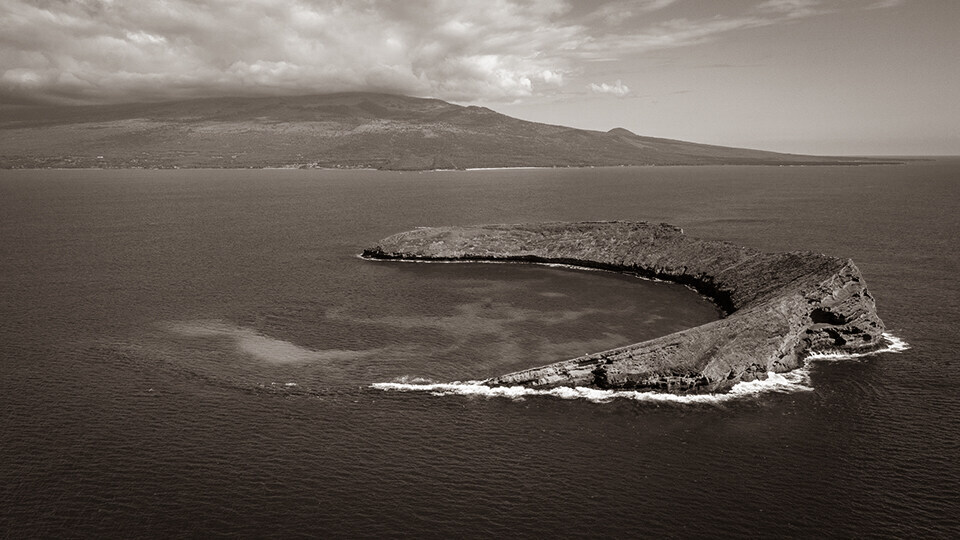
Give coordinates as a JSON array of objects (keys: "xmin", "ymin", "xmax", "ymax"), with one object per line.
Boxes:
[
  {"xmin": 0, "ymin": 0, "xmax": 902, "ymax": 105},
  {"xmin": 0, "ymin": 0, "xmax": 581, "ymax": 104},
  {"xmin": 589, "ymin": 79, "xmax": 630, "ymax": 97}
]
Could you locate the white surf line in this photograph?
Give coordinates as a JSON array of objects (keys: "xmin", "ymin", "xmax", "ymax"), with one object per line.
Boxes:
[
  {"xmin": 370, "ymin": 333, "xmax": 909, "ymax": 404},
  {"xmin": 371, "ymin": 371, "xmax": 810, "ymax": 404},
  {"xmin": 805, "ymin": 332, "xmax": 910, "ymax": 360}
]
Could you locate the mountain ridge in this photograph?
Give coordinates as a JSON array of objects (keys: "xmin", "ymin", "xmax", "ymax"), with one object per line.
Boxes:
[{"xmin": 0, "ymin": 92, "xmax": 896, "ymax": 170}]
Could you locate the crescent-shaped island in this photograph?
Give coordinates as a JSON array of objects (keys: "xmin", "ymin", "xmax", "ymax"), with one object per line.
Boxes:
[{"xmin": 362, "ymin": 221, "xmax": 886, "ymax": 394}]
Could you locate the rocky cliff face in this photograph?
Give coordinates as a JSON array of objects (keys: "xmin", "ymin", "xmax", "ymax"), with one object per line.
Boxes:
[{"xmin": 362, "ymin": 221, "xmax": 885, "ymax": 393}]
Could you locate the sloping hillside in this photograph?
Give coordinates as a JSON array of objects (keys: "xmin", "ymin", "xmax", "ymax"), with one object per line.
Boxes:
[{"xmin": 0, "ymin": 93, "xmax": 886, "ymax": 169}]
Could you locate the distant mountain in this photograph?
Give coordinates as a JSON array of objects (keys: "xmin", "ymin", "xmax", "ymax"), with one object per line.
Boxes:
[{"xmin": 0, "ymin": 92, "xmax": 890, "ymax": 169}]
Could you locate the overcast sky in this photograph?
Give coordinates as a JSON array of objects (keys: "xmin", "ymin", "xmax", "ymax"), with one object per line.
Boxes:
[{"xmin": 2, "ymin": 0, "xmax": 957, "ymax": 154}]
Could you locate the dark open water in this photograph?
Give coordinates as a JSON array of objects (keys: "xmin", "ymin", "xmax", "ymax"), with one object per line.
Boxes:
[{"xmin": 1, "ymin": 161, "xmax": 958, "ymax": 537}]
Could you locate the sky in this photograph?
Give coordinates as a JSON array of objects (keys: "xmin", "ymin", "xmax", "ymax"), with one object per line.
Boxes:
[{"xmin": 1, "ymin": 0, "xmax": 957, "ymax": 155}]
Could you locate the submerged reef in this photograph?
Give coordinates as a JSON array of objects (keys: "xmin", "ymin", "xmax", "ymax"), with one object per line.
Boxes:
[{"xmin": 362, "ymin": 221, "xmax": 885, "ymax": 393}]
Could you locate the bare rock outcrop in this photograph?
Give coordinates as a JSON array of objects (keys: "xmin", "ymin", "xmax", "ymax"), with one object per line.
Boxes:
[{"xmin": 362, "ymin": 221, "xmax": 885, "ymax": 393}]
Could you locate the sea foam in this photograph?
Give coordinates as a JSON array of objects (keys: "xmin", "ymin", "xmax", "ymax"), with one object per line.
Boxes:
[
  {"xmin": 371, "ymin": 333, "xmax": 909, "ymax": 404},
  {"xmin": 806, "ymin": 332, "xmax": 910, "ymax": 360},
  {"xmin": 372, "ymin": 370, "xmax": 812, "ymax": 405}
]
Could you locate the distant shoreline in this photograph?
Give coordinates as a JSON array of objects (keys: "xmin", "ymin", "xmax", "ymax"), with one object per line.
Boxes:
[
  {"xmin": 1, "ymin": 159, "xmax": 919, "ymax": 172},
  {"xmin": 0, "ymin": 93, "xmax": 933, "ymax": 171}
]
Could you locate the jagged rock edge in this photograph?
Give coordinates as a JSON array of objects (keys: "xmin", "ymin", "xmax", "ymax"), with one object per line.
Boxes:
[{"xmin": 361, "ymin": 221, "xmax": 886, "ymax": 394}]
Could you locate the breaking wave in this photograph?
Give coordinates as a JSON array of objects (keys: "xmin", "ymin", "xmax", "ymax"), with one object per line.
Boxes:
[
  {"xmin": 806, "ymin": 332, "xmax": 910, "ymax": 360},
  {"xmin": 371, "ymin": 333, "xmax": 909, "ymax": 404},
  {"xmin": 372, "ymin": 370, "xmax": 811, "ymax": 404}
]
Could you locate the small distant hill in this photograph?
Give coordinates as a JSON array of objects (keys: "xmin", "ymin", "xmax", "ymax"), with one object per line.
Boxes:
[{"xmin": 0, "ymin": 92, "xmax": 888, "ymax": 169}]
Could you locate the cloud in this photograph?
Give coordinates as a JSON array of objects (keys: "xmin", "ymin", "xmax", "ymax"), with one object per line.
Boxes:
[
  {"xmin": 584, "ymin": 0, "xmax": 680, "ymax": 26},
  {"xmin": 0, "ymin": 0, "xmax": 578, "ymax": 104},
  {"xmin": 0, "ymin": 0, "xmax": 901, "ymax": 105},
  {"xmin": 589, "ymin": 79, "xmax": 630, "ymax": 96},
  {"xmin": 865, "ymin": 0, "xmax": 905, "ymax": 9},
  {"xmin": 754, "ymin": 0, "xmax": 829, "ymax": 18}
]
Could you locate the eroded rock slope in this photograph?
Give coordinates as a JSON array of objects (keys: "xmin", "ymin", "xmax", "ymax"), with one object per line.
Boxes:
[{"xmin": 362, "ymin": 221, "xmax": 885, "ymax": 393}]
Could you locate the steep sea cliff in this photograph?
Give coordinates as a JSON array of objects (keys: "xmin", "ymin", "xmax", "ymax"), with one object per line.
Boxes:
[{"xmin": 363, "ymin": 221, "xmax": 886, "ymax": 392}]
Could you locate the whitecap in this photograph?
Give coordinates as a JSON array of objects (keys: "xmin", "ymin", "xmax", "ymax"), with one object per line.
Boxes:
[{"xmin": 267, "ymin": 381, "xmax": 299, "ymax": 388}]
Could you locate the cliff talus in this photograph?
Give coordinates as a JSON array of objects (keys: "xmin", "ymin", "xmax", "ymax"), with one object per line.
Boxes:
[{"xmin": 362, "ymin": 221, "xmax": 885, "ymax": 393}]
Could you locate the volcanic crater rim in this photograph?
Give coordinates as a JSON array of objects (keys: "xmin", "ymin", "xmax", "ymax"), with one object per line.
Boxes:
[{"xmin": 362, "ymin": 220, "xmax": 886, "ymax": 394}]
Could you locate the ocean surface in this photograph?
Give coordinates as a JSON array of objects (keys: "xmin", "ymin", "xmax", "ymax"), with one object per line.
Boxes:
[{"xmin": 1, "ymin": 161, "xmax": 958, "ymax": 537}]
